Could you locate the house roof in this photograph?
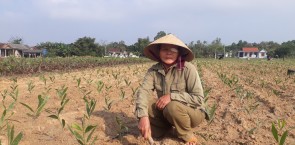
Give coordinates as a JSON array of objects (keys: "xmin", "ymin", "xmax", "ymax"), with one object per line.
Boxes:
[
  {"xmin": 242, "ymin": 47, "xmax": 259, "ymax": 52},
  {"xmin": 8, "ymin": 43, "xmax": 31, "ymax": 50},
  {"xmin": 23, "ymin": 49, "xmax": 43, "ymax": 53},
  {"xmin": 0, "ymin": 43, "xmax": 31, "ymax": 50}
]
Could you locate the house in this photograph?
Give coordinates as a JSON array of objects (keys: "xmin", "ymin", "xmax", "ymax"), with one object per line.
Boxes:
[
  {"xmin": 238, "ymin": 47, "xmax": 267, "ymax": 58},
  {"xmin": 0, "ymin": 43, "xmax": 43, "ymax": 58}
]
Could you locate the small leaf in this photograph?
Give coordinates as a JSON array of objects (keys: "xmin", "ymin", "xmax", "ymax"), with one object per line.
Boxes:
[
  {"xmin": 48, "ymin": 115, "xmax": 58, "ymax": 119},
  {"xmin": 279, "ymin": 131, "xmax": 288, "ymax": 145},
  {"xmin": 20, "ymin": 102, "xmax": 34, "ymax": 113},
  {"xmin": 62, "ymin": 119, "xmax": 66, "ymax": 128},
  {"xmin": 72, "ymin": 123, "xmax": 83, "ymax": 131},
  {"xmin": 272, "ymin": 123, "xmax": 279, "ymax": 142},
  {"xmin": 85, "ymin": 125, "xmax": 96, "ymax": 133},
  {"xmin": 87, "ymin": 128, "xmax": 96, "ymax": 142},
  {"xmin": 11, "ymin": 132, "xmax": 23, "ymax": 145}
]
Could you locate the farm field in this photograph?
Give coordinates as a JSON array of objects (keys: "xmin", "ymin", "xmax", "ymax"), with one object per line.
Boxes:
[{"xmin": 0, "ymin": 58, "xmax": 294, "ymax": 145}]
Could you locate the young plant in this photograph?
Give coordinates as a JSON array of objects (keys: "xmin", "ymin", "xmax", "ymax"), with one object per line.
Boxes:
[
  {"xmin": 9, "ymin": 80, "xmax": 19, "ymax": 101},
  {"xmin": 114, "ymin": 116, "xmax": 129, "ymax": 139},
  {"xmin": 49, "ymin": 75, "xmax": 55, "ymax": 83},
  {"xmin": 68, "ymin": 117, "xmax": 97, "ymax": 145},
  {"xmin": 203, "ymin": 88, "xmax": 216, "ymax": 125},
  {"xmin": 27, "ymin": 81, "xmax": 35, "ymax": 94},
  {"xmin": 103, "ymin": 96, "xmax": 114, "ymax": 111},
  {"xmin": 76, "ymin": 77, "xmax": 82, "ymax": 88},
  {"xmin": 0, "ymin": 101, "xmax": 16, "ymax": 132},
  {"xmin": 124, "ymin": 79, "xmax": 131, "ymax": 86},
  {"xmin": 271, "ymin": 119, "xmax": 288, "ymax": 145},
  {"xmin": 83, "ymin": 97, "xmax": 96, "ymax": 119},
  {"xmin": 39, "ymin": 75, "xmax": 47, "ymax": 86},
  {"xmin": 95, "ymin": 81, "xmax": 104, "ymax": 94},
  {"xmin": 48, "ymin": 86, "xmax": 70, "ymax": 128},
  {"xmin": 20, "ymin": 95, "xmax": 50, "ymax": 119},
  {"xmin": 120, "ymin": 89, "xmax": 126, "ymax": 100},
  {"xmin": 7, "ymin": 124, "xmax": 23, "ymax": 145}
]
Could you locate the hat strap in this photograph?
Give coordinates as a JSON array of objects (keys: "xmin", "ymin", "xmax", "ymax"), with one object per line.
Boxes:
[{"xmin": 177, "ymin": 56, "xmax": 185, "ymax": 71}]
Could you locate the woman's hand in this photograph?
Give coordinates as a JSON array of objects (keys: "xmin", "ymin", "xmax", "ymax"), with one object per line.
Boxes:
[
  {"xmin": 156, "ymin": 94, "xmax": 171, "ymax": 110},
  {"xmin": 138, "ymin": 116, "xmax": 151, "ymax": 139}
]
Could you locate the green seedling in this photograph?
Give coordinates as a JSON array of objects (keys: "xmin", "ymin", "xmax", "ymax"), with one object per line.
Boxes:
[
  {"xmin": 114, "ymin": 116, "xmax": 129, "ymax": 139},
  {"xmin": 77, "ymin": 78, "xmax": 82, "ymax": 88},
  {"xmin": 205, "ymin": 103, "xmax": 217, "ymax": 125},
  {"xmin": 39, "ymin": 75, "xmax": 47, "ymax": 86},
  {"xmin": 56, "ymin": 85, "xmax": 68, "ymax": 100},
  {"xmin": 124, "ymin": 79, "xmax": 131, "ymax": 86},
  {"xmin": 202, "ymin": 87, "xmax": 216, "ymax": 125},
  {"xmin": 20, "ymin": 95, "xmax": 50, "ymax": 119},
  {"xmin": 27, "ymin": 81, "xmax": 35, "ymax": 94},
  {"xmin": 271, "ymin": 119, "xmax": 288, "ymax": 145},
  {"xmin": 112, "ymin": 73, "xmax": 118, "ymax": 80},
  {"xmin": 272, "ymin": 89, "xmax": 282, "ymax": 96},
  {"xmin": 49, "ymin": 76, "xmax": 55, "ymax": 83},
  {"xmin": 9, "ymin": 81, "xmax": 19, "ymax": 101},
  {"xmin": 83, "ymin": 97, "xmax": 96, "ymax": 119},
  {"xmin": 103, "ymin": 96, "xmax": 114, "ymax": 111},
  {"xmin": 0, "ymin": 101, "xmax": 16, "ymax": 132},
  {"xmin": 7, "ymin": 124, "xmax": 23, "ymax": 145},
  {"xmin": 96, "ymin": 81, "xmax": 104, "ymax": 94},
  {"xmin": 68, "ymin": 117, "xmax": 97, "ymax": 145},
  {"xmin": 48, "ymin": 86, "xmax": 70, "ymax": 128},
  {"xmin": 120, "ymin": 89, "xmax": 126, "ymax": 100}
]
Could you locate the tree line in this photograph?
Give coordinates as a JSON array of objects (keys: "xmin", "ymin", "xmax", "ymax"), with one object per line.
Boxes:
[{"xmin": 31, "ymin": 31, "xmax": 295, "ymax": 58}]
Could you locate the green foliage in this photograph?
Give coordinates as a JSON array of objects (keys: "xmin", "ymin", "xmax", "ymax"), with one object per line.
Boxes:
[
  {"xmin": 0, "ymin": 57, "xmax": 150, "ymax": 76},
  {"xmin": 27, "ymin": 81, "xmax": 35, "ymax": 94},
  {"xmin": 83, "ymin": 98, "xmax": 96, "ymax": 119},
  {"xmin": 154, "ymin": 31, "xmax": 166, "ymax": 40},
  {"xmin": 203, "ymin": 88, "xmax": 216, "ymax": 124},
  {"xmin": 96, "ymin": 80, "xmax": 104, "ymax": 93},
  {"xmin": 7, "ymin": 125, "xmax": 23, "ymax": 145},
  {"xmin": 103, "ymin": 96, "xmax": 114, "ymax": 111},
  {"xmin": 114, "ymin": 116, "xmax": 129, "ymax": 139},
  {"xmin": 68, "ymin": 118, "xmax": 97, "ymax": 145},
  {"xmin": 217, "ymin": 72, "xmax": 238, "ymax": 88},
  {"xmin": 48, "ymin": 85, "xmax": 70, "ymax": 128},
  {"xmin": 271, "ymin": 119, "xmax": 288, "ymax": 145},
  {"xmin": 275, "ymin": 40, "xmax": 295, "ymax": 58},
  {"xmin": 20, "ymin": 95, "xmax": 50, "ymax": 119}
]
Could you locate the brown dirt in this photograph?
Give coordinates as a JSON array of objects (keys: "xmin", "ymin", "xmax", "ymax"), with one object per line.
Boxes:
[{"xmin": 0, "ymin": 59, "xmax": 294, "ymax": 145}]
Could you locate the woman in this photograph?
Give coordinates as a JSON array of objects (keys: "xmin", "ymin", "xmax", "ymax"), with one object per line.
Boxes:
[{"xmin": 135, "ymin": 34, "xmax": 208, "ymax": 145}]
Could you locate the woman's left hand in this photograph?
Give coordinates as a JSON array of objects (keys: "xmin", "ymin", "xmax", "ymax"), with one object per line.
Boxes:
[{"xmin": 156, "ymin": 94, "xmax": 171, "ymax": 110}]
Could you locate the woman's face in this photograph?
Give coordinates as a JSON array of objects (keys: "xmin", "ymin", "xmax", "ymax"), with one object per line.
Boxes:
[{"xmin": 159, "ymin": 44, "xmax": 179, "ymax": 65}]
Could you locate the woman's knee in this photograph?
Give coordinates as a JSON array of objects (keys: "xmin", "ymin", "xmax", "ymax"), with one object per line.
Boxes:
[{"xmin": 163, "ymin": 101, "xmax": 185, "ymax": 118}]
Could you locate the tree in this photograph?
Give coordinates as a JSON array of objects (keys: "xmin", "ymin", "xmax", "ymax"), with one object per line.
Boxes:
[
  {"xmin": 73, "ymin": 37, "xmax": 101, "ymax": 56},
  {"xmin": 9, "ymin": 37, "xmax": 23, "ymax": 44},
  {"xmin": 132, "ymin": 37, "xmax": 150, "ymax": 56},
  {"xmin": 275, "ymin": 40, "xmax": 295, "ymax": 58},
  {"xmin": 154, "ymin": 31, "xmax": 166, "ymax": 40},
  {"xmin": 208, "ymin": 38, "xmax": 223, "ymax": 58}
]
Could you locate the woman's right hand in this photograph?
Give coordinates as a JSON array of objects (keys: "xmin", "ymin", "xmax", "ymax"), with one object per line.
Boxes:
[{"xmin": 138, "ymin": 116, "xmax": 151, "ymax": 139}]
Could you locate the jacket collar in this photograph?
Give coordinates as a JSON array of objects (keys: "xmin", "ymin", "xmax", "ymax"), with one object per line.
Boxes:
[{"xmin": 151, "ymin": 62, "xmax": 178, "ymax": 75}]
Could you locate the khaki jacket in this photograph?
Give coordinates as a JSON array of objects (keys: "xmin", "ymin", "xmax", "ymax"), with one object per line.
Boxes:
[{"xmin": 135, "ymin": 61, "xmax": 205, "ymax": 118}]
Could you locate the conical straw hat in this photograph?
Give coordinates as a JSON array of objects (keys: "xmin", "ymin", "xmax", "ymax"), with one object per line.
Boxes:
[{"xmin": 143, "ymin": 34, "xmax": 194, "ymax": 62}]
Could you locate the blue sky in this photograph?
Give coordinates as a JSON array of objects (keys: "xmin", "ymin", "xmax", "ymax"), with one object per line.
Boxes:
[{"xmin": 1, "ymin": 0, "xmax": 295, "ymax": 46}]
